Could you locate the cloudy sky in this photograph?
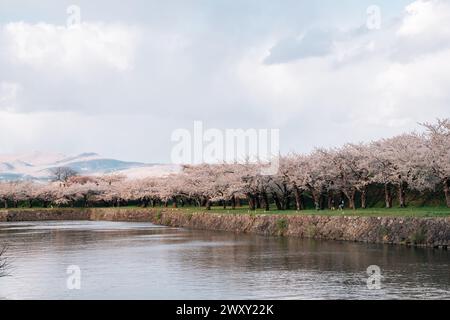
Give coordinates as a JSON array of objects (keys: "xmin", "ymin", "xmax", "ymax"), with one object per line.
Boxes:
[{"xmin": 0, "ymin": 0, "xmax": 449, "ymax": 163}]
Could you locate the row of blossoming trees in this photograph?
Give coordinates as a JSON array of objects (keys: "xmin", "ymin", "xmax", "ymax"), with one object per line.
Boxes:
[{"xmin": 1, "ymin": 120, "xmax": 450, "ymax": 210}]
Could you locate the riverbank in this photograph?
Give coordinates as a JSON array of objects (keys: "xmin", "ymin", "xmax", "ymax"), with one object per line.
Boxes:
[{"xmin": 0, "ymin": 208, "xmax": 449, "ymax": 248}]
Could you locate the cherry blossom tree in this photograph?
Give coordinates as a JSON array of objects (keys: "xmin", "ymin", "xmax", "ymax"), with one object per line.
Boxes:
[
  {"xmin": 282, "ymin": 154, "xmax": 311, "ymax": 210},
  {"xmin": 302, "ymin": 150, "xmax": 334, "ymax": 210},
  {"xmin": 0, "ymin": 182, "xmax": 12, "ymax": 208},
  {"xmin": 1, "ymin": 119, "xmax": 448, "ymax": 210},
  {"xmin": 331, "ymin": 144, "xmax": 374, "ymax": 209},
  {"xmin": 371, "ymin": 133, "xmax": 428, "ymax": 208},
  {"xmin": 421, "ymin": 119, "xmax": 450, "ymax": 207}
]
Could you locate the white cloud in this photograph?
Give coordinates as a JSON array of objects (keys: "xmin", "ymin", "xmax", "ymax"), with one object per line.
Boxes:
[
  {"xmin": 2, "ymin": 22, "xmax": 139, "ymax": 72},
  {"xmin": 235, "ymin": 0, "xmax": 450, "ymax": 148},
  {"xmin": 398, "ymin": 0, "xmax": 450, "ymax": 37},
  {"xmin": 391, "ymin": 0, "xmax": 450, "ymax": 59},
  {"xmin": 0, "ymin": 110, "xmax": 173, "ymax": 162},
  {"xmin": 0, "ymin": 81, "xmax": 21, "ymax": 112},
  {"xmin": 0, "ymin": 0, "xmax": 450, "ymax": 162}
]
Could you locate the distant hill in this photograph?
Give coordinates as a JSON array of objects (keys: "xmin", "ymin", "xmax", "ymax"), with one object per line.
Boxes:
[{"xmin": 0, "ymin": 152, "xmax": 180, "ymax": 181}]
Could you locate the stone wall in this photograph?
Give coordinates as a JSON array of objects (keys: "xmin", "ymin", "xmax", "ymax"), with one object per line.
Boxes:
[
  {"xmin": 1, "ymin": 208, "xmax": 449, "ymax": 248},
  {"xmin": 0, "ymin": 209, "xmax": 90, "ymax": 222},
  {"xmin": 145, "ymin": 210, "xmax": 449, "ymax": 248}
]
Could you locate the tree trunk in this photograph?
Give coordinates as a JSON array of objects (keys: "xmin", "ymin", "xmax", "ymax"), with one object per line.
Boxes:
[
  {"xmin": 281, "ymin": 184, "xmax": 290, "ymax": 210},
  {"xmin": 205, "ymin": 199, "xmax": 211, "ymax": 210},
  {"xmin": 311, "ymin": 190, "xmax": 321, "ymax": 210},
  {"xmin": 360, "ymin": 188, "xmax": 367, "ymax": 209},
  {"xmin": 261, "ymin": 191, "xmax": 270, "ymax": 211},
  {"xmin": 172, "ymin": 197, "xmax": 177, "ymax": 208},
  {"xmin": 284, "ymin": 195, "xmax": 291, "ymax": 210},
  {"xmin": 327, "ymin": 190, "xmax": 334, "ymax": 210},
  {"xmin": 235, "ymin": 196, "xmax": 241, "ymax": 207},
  {"xmin": 384, "ymin": 183, "xmax": 393, "ymax": 208},
  {"xmin": 272, "ymin": 193, "xmax": 282, "ymax": 210},
  {"xmin": 222, "ymin": 200, "xmax": 226, "ymax": 209},
  {"xmin": 255, "ymin": 195, "xmax": 261, "ymax": 209},
  {"xmin": 231, "ymin": 195, "xmax": 236, "ymax": 209},
  {"xmin": 247, "ymin": 193, "xmax": 256, "ymax": 210},
  {"xmin": 398, "ymin": 182, "xmax": 407, "ymax": 208},
  {"xmin": 293, "ymin": 186, "xmax": 303, "ymax": 211},
  {"xmin": 3, "ymin": 200, "xmax": 7, "ymax": 209},
  {"xmin": 299, "ymin": 193, "xmax": 304, "ymax": 210},
  {"xmin": 320, "ymin": 193, "xmax": 326, "ymax": 210},
  {"xmin": 444, "ymin": 179, "xmax": 450, "ymax": 208},
  {"xmin": 349, "ymin": 194, "xmax": 356, "ymax": 210},
  {"xmin": 344, "ymin": 189, "xmax": 356, "ymax": 210}
]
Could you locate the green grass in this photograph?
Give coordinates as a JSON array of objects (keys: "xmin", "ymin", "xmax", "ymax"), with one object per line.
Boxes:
[
  {"xmin": 1, "ymin": 205, "xmax": 449, "ymax": 217},
  {"xmin": 171, "ymin": 205, "xmax": 450, "ymax": 217}
]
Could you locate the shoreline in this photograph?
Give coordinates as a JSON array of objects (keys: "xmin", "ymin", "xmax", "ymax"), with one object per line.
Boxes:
[{"xmin": 0, "ymin": 208, "xmax": 449, "ymax": 249}]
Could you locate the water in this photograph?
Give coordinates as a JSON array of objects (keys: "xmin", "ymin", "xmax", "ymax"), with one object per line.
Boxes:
[{"xmin": 0, "ymin": 220, "xmax": 448, "ymax": 300}]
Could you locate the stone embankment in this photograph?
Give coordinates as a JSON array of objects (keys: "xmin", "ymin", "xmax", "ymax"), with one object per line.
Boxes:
[{"xmin": 1, "ymin": 208, "xmax": 448, "ymax": 248}]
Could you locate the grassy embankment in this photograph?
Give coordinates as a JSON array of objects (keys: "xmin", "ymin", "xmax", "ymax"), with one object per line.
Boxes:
[
  {"xmin": 1, "ymin": 206, "xmax": 450, "ymax": 217},
  {"xmin": 173, "ymin": 206, "xmax": 450, "ymax": 217}
]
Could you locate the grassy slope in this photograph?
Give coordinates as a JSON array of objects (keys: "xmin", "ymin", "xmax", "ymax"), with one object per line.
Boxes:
[
  {"xmin": 176, "ymin": 206, "xmax": 450, "ymax": 217},
  {"xmin": 1, "ymin": 206, "xmax": 449, "ymax": 217}
]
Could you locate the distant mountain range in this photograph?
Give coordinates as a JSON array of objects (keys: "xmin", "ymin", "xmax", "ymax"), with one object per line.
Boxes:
[{"xmin": 0, "ymin": 152, "xmax": 180, "ymax": 181}]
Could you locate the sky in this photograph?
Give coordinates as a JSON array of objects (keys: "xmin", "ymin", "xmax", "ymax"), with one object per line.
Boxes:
[{"xmin": 0, "ymin": 0, "xmax": 449, "ymax": 163}]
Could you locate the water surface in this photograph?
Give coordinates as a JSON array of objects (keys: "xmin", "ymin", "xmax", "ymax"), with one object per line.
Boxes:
[{"xmin": 0, "ymin": 221, "xmax": 448, "ymax": 299}]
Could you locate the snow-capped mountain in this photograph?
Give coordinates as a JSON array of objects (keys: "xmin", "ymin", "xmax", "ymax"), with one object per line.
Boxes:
[{"xmin": 0, "ymin": 152, "xmax": 180, "ymax": 181}]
